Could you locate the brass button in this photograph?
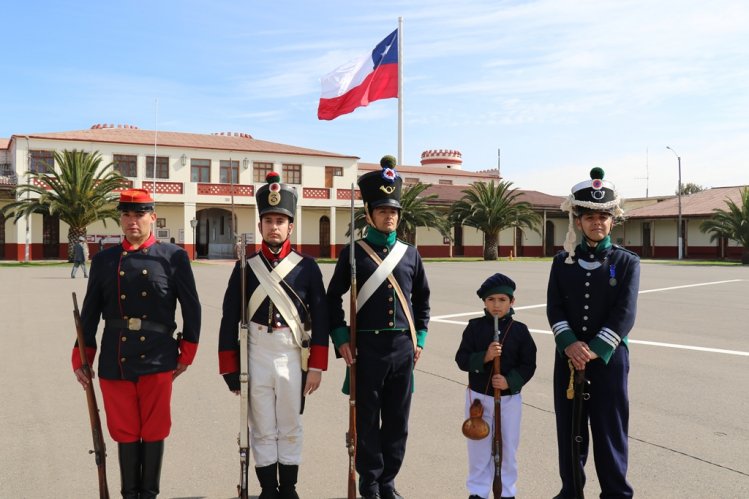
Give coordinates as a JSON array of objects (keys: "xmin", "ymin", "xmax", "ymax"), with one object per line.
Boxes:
[
  {"xmin": 142, "ymin": 315, "xmax": 147, "ymax": 319},
  {"xmin": 120, "ymin": 294, "xmax": 126, "ymax": 300},
  {"xmin": 122, "ymin": 251, "xmax": 128, "ymax": 256},
  {"xmin": 383, "ymin": 248, "xmax": 388, "ymax": 253},
  {"xmin": 140, "ymin": 354, "xmax": 146, "ymax": 359},
  {"xmin": 388, "ymin": 310, "xmax": 393, "ymax": 315},
  {"xmin": 387, "ymin": 284, "xmax": 393, "ymax": 289},
  {"xmin": 140, "ymin": 336, "xmax": 146, "ymax": 342},
  {"xmin": 123, "ymin": 315, "xmax": 129, "ymax": 319},
  {"xmin": 388, "ymin": 321, "xmax": 394, "ymax": 327},
  {"xmin": 120, "ymin": 357, "xmax": 126, "ymax": 362},
  {"xmin": 121, "ymin": 337, "xmax": 127, "ymax": 342},
  {"xmin": 142, "ymin": 269, "xmax": 148, "ymax": 275},
  {"xmin": 119, "ymin": 271, "xmax": 125, "ymax": 276},
  {"xmin": 142, "ymin": 249, "xmax": 148, "ymax": 254},
  {"xmin": 141, "ymin": 291, "xmax": 147, "ymax": 297},
  {"xmin": 388, "ymin": 297, "xmax": 394, "ymax": 302}
]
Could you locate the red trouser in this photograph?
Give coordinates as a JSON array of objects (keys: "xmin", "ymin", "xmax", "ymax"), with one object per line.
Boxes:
[{"xmin": 100, "ymin": 372, "xmax": 173, "ymax": 443}]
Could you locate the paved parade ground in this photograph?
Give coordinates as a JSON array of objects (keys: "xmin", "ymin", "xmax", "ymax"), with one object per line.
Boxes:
[{"xmin": 1, "ymin": 259, "xmax": 748, "ymax": 498}]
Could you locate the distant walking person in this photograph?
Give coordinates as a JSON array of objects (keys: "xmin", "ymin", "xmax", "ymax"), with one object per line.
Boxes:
[
  {"xmin": 547, "ymin": 168, "xmax": 640, "ymax": 499},
  {"xmin": 71, "ymin": 236, "xmax": 89, "ymax": 278}
]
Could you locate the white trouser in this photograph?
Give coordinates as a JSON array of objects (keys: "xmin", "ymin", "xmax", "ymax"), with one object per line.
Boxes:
[
  {"xmin": 465, "ymin": 388, "xmax": 522, "ymax": 498},
  {"xmin": 248, "ymin": 322, "xmax": 303, "ymax": 467}
]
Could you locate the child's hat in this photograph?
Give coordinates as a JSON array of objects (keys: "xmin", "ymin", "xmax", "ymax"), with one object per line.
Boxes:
[{"xmin": 476, "ymin": 273, "xmax": 516, "ymax": 299}]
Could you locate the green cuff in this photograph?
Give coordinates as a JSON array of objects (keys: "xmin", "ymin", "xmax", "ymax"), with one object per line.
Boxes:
[
  {"xmin": 468, "ymin": 352, "xmax": 487, "ymax": 373},
  {"xmin": 589, "ymin": 335, "xmax": 628, "ymax": 364},
  {"xmin": 554, "ymin": 329, "xmax": 577, "ymax": 354},
  {"xmin": 506, "ymin": 370, "xmax": 525, "ymax": 394},
  {"xmin": 416, "ymin": 329, "xmax": 427, "ymax": 349},
  {"xmin": 330, "ymin": 326, "xmax": 350, "ymax": 348}
]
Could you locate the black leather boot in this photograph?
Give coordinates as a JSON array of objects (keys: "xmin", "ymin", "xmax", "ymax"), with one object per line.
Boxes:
[
  {"xmin": 256, "ymin": 463, "xmax": 280, "ymax": 499},
  {"xmin": 278, "ymin": 463, "xmax": 300, "ymax": 499},
  {"xmin": 118, "ymin": 442, "xmax": 141, "ymax": 499},
  {"xmin": 140, "ymin": 440, "xmax": 164, "ymax": 499}
]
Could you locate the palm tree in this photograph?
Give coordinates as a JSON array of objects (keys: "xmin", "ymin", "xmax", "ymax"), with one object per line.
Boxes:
[
  {"xmin": 346, "ymin": 183, "xmax": 452, "ymax": 244},
  {"xmin": 1, "ymin": 149, "xmax": 128, "ymax": 260},
  {"xmin": 450, "ymin": 180, "xmax": 541, "ymax": 260},
  {"xmin": 699, "ymin": 187, "xmax": 749, "ymax": 264}
]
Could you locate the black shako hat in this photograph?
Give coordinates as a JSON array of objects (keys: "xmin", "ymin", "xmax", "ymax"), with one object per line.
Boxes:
[
  {"xmin": 256, "ymin": 172, "xmax": 297, "ymax": 220},
  {"xmin": 358, "ymin": 155, "xmax": 402, "ymax": 215},
  {"xmin": 476, "ymin": 273, "xmax": 516, "ymax": 300},
  {"xmin": 560, "ymin": 167, "xmax": 624, "ymax": 263}
]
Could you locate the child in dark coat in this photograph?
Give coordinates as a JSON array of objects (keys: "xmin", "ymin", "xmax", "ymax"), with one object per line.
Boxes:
[{"xmin": 455, "ymin": 273, "xmax": 537, "ymax": 499}]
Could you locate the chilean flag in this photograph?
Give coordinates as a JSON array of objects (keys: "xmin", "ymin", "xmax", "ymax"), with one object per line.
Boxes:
[{"xmin": 318, "ymin": 30, "xmax": 399, "ymax": 120}]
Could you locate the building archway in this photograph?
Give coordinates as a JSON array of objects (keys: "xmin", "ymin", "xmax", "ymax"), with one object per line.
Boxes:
[
  {"xmin": 319, "ymin": 216, "xmax": 330, "ymax": 258},
  {"xmin": 43, "ymin": 214, "xmax": 60, "ymax": 259}
]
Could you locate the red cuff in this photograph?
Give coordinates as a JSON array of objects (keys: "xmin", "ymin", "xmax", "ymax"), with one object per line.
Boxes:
[
  {"xmin": 219, "ymin": 350, "xmax": 239, "ymax": 374},
  {"xmin": 177, "ymin": 340, "xmax": 198, "ymax": 366},
  {"xmin": 71, "ymin": 347, "xmax": 96, "ymax": 371},
  {"xmin": 308, "ymin": 345, "xmax": 329, "ymax": 371}
]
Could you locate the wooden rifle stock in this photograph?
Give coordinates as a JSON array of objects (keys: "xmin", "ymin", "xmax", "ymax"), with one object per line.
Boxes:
[
  {"xmin": 238, "ymin": 234, "xmax": 250, "ymax": 499},
  {"xmin": 492, "ymin": 315, "xmax": 502, "ymax": 499},
  {"xmin": 346, "ymin": 183, "xmax": 358, "ymax": 499},
  {"xmin": 72, "ymin": 292, "xmax": 110, "ymax": 499}
]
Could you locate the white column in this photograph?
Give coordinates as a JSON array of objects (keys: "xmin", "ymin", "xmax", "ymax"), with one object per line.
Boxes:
[
  {"xmin": 294, "ymin": 196, "xmax": 302, "ymax": 249},
  {"xmin": 329, "ymin": 205, "xmax": 337, "ymax": 257}
]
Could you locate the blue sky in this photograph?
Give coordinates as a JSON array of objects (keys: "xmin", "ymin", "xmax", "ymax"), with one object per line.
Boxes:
[{"xmin": 2, "ymin": 0, "xmax": 748, "ymax": 198}]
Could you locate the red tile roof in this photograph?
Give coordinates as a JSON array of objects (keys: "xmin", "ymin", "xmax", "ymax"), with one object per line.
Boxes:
[
  {"xmin": 0, "ymin": 138, "xmax": 9, "ymax": 150},
  {"xmin": 13, "ymin": 128, "xmax": 356, "ymax": 159},
  {"xmin": 626, "ymin": 186, "xmax": 748, "ymax": 218},
  {"xmin": 415, "ymin": 183, "xmax": 565, "ymax": 210}
]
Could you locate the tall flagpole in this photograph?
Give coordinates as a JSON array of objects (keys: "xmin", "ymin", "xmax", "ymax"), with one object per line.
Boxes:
[{"xmin": 397, "ymin": 16, "xmax": 404, "ymax": 166}]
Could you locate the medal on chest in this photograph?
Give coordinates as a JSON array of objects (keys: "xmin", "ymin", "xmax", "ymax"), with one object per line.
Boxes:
[{"xmin": 609, "ymin": 264, "xmax": 617, "ymax": 287}]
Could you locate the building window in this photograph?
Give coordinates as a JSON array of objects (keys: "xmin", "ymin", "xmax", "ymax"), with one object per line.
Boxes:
[
  {"xmin": 220, "ymin": 160, "xmax": 239, "ymax": 184},
  {"xmin": 253, "ymin": 162, "xmax": 273, "ymax": 183},
  {"xmin": 284, "ymin": 164, "xmax": 302, "ymax": 184},
  {"xmin": 325, "ymin": 166, "xmax": 343, "ymax": 188},
  {"xmin": 438, "ymin": 179, "xmax": 453, "ymax": 185},
  {"xmin": 191, "ymin": 159, "xmax": 211, "ymax": 182},
  {"xmin": 29, "ymin": 150, "xmax": 54, "ymax": 173},
  {"xmin": 404, "ymin": 177, "xmax": 419, "ymax": 185},
  {"xmin": 113, "ymin": 154, "xmax": 137, "ymax": 178},
  {"xmin": 146, "ymin": 156, "xmax": 169, "ymax": 179}
]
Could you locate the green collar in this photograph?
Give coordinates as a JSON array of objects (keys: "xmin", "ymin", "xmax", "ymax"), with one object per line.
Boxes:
[
  {"xmin": 365, "ymin": 226, "xmax": 397, "ymax": 247},
  {"xmin": 578, "ymin": 235, "xmax": 612, "ymax": 255}
]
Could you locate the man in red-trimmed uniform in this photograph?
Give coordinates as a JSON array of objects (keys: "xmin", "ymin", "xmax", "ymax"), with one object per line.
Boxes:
[
  {"xmin": 219, "ymin": 172, "xmax": 330, "ymax": 499},
  {"xmin": 73, "ymin": 188, "xmax": 201, "ymax": 499}
]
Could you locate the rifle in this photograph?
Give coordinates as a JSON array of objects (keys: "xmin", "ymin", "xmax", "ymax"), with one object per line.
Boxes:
[
  {"xmin": 491, "ymin": 315, "xmax": 502, "ymax": 499},
  {"xmin": 237, "ymin": 233, "xmax": 250, "ymax": 499},
  {"xmin": 568, "ymin": 359, "xmax": 590, "ymax": 499},
  {"xmin": 72, "ymin": 292, "xmax": 110, "ymax": 499},
  {"xmin": 346, "ymin": 183, "xmax": 358, "ymax": 499}
]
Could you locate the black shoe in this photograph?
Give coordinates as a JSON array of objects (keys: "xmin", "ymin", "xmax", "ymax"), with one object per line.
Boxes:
[
  {"xmin": 362, "ymin": 494, "xmax": 381, "ymax": 499},
  {"xmin": 381, "ymin": 490, "xmax": 404, "ymax": 499},
  {"xmin": 468, "ymin": 496, "xmax": 484, "ymax": 499}
]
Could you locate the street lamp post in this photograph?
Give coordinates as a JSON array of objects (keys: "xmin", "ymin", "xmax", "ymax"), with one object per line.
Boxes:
[
  {"xmin": 666, "ymin": 146, "xmax": 683, "ymax": 260},
  {"xmin": 189, "ymin": 218, "xmax": 198, "ymax": 261}
]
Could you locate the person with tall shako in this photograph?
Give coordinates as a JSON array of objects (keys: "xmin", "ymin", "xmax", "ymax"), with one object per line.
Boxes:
[
  {"xmin": 218, "ymin": 172, "xmax": 329, "ymax": 499},
  {"xmin": 455, "ymin": 273, "xmax": 537, "ymax": 499},
  {"xmin": 547, "ymin": 168, "xmax": 640, "ymax": 498},
  {"xmin": 327, "ymin": 155, "xmax": 431, "ymax": 499},
  {"xmin": 72, "ymin": 188, "xmax": 201, "ymax": 498}
]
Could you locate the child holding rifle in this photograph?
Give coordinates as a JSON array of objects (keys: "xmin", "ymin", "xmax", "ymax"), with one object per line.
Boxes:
[{"xmin": 455, "ymin": 273, "xmax": 537, "ymax": 499}]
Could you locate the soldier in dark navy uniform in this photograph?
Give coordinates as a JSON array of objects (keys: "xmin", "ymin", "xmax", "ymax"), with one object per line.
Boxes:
[
  {"xmin": 327, "ymin": 155, "xmax": 431, "ymax": 499},
  {"xmin": 218, "ymin": 172, "xmax": 329, "ymax": 499},
  {"xmin": 547, "ymin": 168, "xmax": 640, "ymax": 499},
  {"xmin": 72, "ymin": 188, "xmax": 201, "ymax": 499}
]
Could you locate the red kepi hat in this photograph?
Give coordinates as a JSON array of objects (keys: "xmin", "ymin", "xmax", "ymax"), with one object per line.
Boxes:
[{"xmin": 117, "ymin": 188, "xmax": 155, "ymax": 212}]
